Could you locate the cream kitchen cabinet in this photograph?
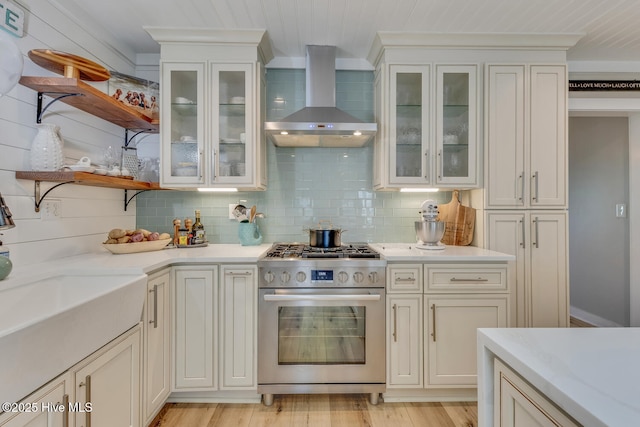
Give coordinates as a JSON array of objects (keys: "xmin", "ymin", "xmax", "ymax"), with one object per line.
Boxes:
[
  {"xmin": 72, "ymin": 325, "xmax": 141, "ymax": 427},
  {"xmin": 373, "ymin": 63, "xmax": 480, "ymax": 190},
  {"xmin": 485, "ymin": 64, "xmax": 567, "ymax": 209},
  {"xmin": 147, "ymin": 28, "xmax": 272, "ymax": 190},
  {"xmin": 142, "ymin": 269, "xmax": 171, "ymax": 425},
  {"xmin": 494, "ymin": 358, "xmax": 579, "ymax": 427},
  {"xmin": 173, "ymin": 266, "xmax": 218, "ymax": 390},
  {"xmin": 424, "ymin": 264, "xmax": 509, "ymax": 388},
  {"xmin": 0, "ymin": 373, "xmax": 71, "ymax": 427},
  {"xmin": 425, "ymin": 295, "xmax": 507, "ymax": 387},
  {"xmin": 219, "ymin": 266, "xmax": 257, "ymax": 390},
  {"xmin": 486, "ymin": 211, "xmax": 568, "ymax": 327},
  {"xmin": 386, "ymin": 264, "xmax": 423, "ymax": 388},
  {"xmin": 386, "ymin": 262, "xmax": 509, "ymax": 391},
  {"xmin": 387, "ymin": 295, "xmax": 423, "ymax": 388}
]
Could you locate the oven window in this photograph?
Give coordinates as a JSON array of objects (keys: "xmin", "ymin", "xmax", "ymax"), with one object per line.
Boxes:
[{"xmin": 277, "ymin": 306, "xmax": 365, "ymax": 365}]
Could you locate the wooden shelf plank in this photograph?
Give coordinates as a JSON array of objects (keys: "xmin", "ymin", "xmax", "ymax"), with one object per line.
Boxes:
[
  {"xmin": 16, "ymin": 171, "xmax": 163, "ymax": 191},
  {"xmin": 19, "ymin": 76, "xmax": 159, "ymax": 131}
]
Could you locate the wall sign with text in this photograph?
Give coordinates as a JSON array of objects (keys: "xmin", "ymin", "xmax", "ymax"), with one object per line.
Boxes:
[
  {"xmin": 569, "ymin": 80, "xmax": 640, "ymax": 92},
  {"xmin": 0, "ymin": 0, "xmax": 24, "ymax": 37}
]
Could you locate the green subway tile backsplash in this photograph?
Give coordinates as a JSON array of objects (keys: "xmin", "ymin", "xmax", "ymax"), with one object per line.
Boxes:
[{"xmin": 136, "ymin": 68, "xmax": 451, "ymax": 244}]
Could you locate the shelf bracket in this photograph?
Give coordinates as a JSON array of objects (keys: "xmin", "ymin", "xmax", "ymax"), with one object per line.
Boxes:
[
  {"xmin": 32, "ymin": 180, "xmax": 73, "ymax": 212},
  {"xmin": 124, "ymin": 189, "xmax": 150, "ymax": 211},
  {"xmin": 36, "ymin": 92, "xmax": 85, "ymax": 123},
  {"xmin": 124, "ymin": 129, "xmax": 153, "ymax": 147}
]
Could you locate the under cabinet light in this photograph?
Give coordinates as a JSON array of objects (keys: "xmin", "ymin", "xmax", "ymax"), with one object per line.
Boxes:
[
  {"xmin": 400, "ymin": 188, "xmax": 440, "ymax": 193},
  {"xmin": 197, "ymin": 188, "xmax": 238, "ymax": 192}
]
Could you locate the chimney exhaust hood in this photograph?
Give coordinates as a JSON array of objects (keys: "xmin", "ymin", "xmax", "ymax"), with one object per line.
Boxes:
[{"xmin": 264, "ymin": 45, "xmax": 377, "ymax": 147}]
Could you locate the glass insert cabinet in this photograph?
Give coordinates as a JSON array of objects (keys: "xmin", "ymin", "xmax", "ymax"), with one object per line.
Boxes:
[
  {"xmin": 149, "ymin": 28, "xmax": 272, "ymax": 190},
  {"xmin": 375, "ymin": 63, "xmax": 479, "ymax": 189},
  {"xmin": 161, "ymin": 62, "xmax": 258, "ymax": 187}
]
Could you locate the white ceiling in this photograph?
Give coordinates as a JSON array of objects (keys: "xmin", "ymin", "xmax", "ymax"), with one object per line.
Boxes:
[{"xmin": 54, "ymin": 0, "xmax": 640, "ymax": 65}]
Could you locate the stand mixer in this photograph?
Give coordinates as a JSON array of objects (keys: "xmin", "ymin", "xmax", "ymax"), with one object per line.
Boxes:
[{"xmin": 415, "ymin": 200, "xmax": 446, "ymax": 250}]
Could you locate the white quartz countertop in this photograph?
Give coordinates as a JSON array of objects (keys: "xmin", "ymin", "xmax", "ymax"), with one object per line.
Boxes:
[
  {"xmin": 370, "ymin": 243, "xmax": 514, "ymax": 262},
  {"xmin": 3, "ymin": 243, "xmax": 272, "ymax": 291},
  {"xmin": 478, "ymin": 328, "xmax": 640, "ymax": 427}
]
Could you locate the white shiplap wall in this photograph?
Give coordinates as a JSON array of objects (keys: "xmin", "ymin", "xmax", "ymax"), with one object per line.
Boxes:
[{"xmin": 1, "ymin": 1, "xmax": 147, "ymax": 267}]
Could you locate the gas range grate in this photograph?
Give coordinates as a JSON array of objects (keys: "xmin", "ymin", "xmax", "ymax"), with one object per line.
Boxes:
[{"xmin": 264, "ymin": 243, "xmax": 380, "ymax": 259}]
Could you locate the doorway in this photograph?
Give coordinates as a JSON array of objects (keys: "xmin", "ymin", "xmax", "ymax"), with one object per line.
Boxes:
[{"xmin": 568, "ymin": 117, "xmax": 629, "ymax": 326}]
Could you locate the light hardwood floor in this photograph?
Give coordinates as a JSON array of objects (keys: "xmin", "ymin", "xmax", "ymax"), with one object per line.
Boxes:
[{"xmin": 150, "ymin": 395, "xmax": 478, "ymax": 427}]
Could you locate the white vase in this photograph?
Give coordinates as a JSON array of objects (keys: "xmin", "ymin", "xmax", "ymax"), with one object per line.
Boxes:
[{"xmin": 30, "ymin": 123, "xmax": 65, "ymax": 171}]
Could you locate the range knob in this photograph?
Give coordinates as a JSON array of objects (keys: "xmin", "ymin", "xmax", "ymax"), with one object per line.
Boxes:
[
  {"xmin": 353, "ymin": 272, "xmax": 364, "ymax": 283},
  {"xmin": 337, "ymin": 271, "xmax": 349, "ymax": 283},
  {"xmin": 369, "ymin": 271, "xmax": 379, "ymax": 284},
  {"xmin": 296, "ymin": 271, "xmax": 307, "ymax": 283},
  {"xmin": 280, "ymin": 271, "xmax": 291, "ymax": 283},
  {"xmin": 264, "ymin": 271, "xmax": 275, "ymax": 284}
]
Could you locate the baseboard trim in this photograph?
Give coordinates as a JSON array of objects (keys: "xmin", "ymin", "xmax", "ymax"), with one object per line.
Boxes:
[{"xmin": 570, "ymin": 306, "xmax": 623, "ymax": 327}]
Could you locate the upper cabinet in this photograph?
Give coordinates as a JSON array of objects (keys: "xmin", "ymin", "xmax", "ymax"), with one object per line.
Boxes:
[
  {"xmin": 146, "ymin": 28, "xmax": 273, "ymax": 190},
  {"xmin": 485, "ymin": 64, "xmax": 567, "ymax": 209},
  {"xmin": 370, "ymin": 35, "xmax": 481, "ymax": 190}
]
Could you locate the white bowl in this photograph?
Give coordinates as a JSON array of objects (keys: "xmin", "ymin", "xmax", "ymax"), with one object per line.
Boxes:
[
  {"xmin": 102, "ymin": 238, "xmax": 171, "ymax": 254},
  {"xmin": 67, "ymin": 164, "xmax": 96, "ymax": 173}
]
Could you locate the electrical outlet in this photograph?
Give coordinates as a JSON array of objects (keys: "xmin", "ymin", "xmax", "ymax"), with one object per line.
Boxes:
[
  {"xmin": 41, "ymin": 199, "xmax": 62, "ymax": 220},
  {"xmin": 229, "ymin": 203, "xmax": 237, "ymax": 220}
]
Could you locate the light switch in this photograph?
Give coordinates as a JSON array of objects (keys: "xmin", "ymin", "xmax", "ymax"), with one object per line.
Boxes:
[{"xmin": 616, "ymin": 203, "xmax": 626, "ymax": 218}]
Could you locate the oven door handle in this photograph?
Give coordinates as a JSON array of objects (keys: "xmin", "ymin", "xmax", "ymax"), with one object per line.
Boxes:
[{"xmin": 263, "ymin": 294, "xmax": 381, "ymax": 302}]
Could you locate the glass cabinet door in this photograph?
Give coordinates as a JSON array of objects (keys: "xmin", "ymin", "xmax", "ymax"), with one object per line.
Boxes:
[
  {"xmin": 211, "ymin": 63, "xmax": 253, "ymax": 184},
  {"xmin": 160, "ymin": 62, "xmax": 205, "ymax": 186},
  {"xmin": 436, "ymin": 65, "xmax": 477, "ymax": 185},
  {"xmin": 389, "ymin": 65, "xmax": 430, "ymax": 185}
]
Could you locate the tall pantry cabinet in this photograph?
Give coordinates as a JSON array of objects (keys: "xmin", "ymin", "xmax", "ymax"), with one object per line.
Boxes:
[{"xmin": 484, "ymin": 63, "xmax": 569, "ymax": 327}]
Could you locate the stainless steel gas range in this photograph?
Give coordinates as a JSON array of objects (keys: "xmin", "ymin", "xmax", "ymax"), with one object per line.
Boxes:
[{"xmin": 257, "ymin": 243, "xmax": 387, "ymax": 406}]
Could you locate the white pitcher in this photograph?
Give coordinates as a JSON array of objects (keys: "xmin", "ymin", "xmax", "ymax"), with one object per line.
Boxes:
[{"xmin": 30, "ymin": 123, "xmax": 65, "ymax": 171}]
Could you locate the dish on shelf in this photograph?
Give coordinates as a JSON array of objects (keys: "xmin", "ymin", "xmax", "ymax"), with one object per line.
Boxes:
[
  {"xmin": 94, "ymin": 168, "xmax": 108, "ymax": 175},
  {"xmin": 174, "ymin": 166, "xmax": 197, "ymax": 176},
  {"xmin": 220, "ymin": 138, "xmax": 242, "ymax": 144},
  {"xmin": 66, "ymin": 164, "xmax": 96, "ymax": 173},
  {"xmin": 102, "ymin": 238, "xmax": 172, "ymax": 254},
  {"xmin": 173, "ymin": 97, "xmax": 196, "ymax": 114},
  {"xmin": 229, "ymin": 96, "xmax": 245, "ymax": 104},
  {"xmin": 174, "ymin": 96, "xmax": 194, "ymax": 104}
]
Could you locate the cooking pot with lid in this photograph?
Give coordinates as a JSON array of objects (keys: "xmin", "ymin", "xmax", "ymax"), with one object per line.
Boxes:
[{"xmin": 305, "ymin": 220, "xmax": 346, "ymax": 248}]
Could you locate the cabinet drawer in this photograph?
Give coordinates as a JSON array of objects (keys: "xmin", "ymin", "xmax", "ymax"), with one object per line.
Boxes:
[
  {"xmin": 388, "ymin": 264, "xmax": 423, "ymax": 293},
  {"xmin": 425, "ymin": 265, "xmax": 507, "ymax": 292}
]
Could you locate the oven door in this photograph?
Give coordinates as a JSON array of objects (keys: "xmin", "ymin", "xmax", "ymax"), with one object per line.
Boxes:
[{"xmin": 258, "ymin": 287, "xmax": 385, "ymax": 386}]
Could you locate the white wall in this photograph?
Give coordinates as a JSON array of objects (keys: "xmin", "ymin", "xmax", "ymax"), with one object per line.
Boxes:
[{"xmin": 1, "ymin": 1, "xmax": 144, "ymax": 268}]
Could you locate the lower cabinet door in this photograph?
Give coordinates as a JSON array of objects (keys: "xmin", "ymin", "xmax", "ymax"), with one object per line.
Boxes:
[
  {"xmin": 387, "ymin": 295, "xmax": 423, "ymax": 387},
  {"xmin": 73, "ymin": 326, "xmax": 141, "ymax": 427},
  {"xmin": 425, "ymin": 295, "xmax": 507, "ymax": 387},
  {"xmin": 219, "ymin": 266, "xmax": 257, "ymax": 389},
  {"xmin": 494, "ymin": 358, "xmax": 579, "ymax": 427},
  {"xmin": 174, "ymin": 267, "xmax": 217, "ymax": 390},
  {"xmin": 143, "ymin": 269, "xmax": 171, "ymax": 424},
  {"xmin": 0, "ymin": 374, "xmax": 70, "ymax": 427}
]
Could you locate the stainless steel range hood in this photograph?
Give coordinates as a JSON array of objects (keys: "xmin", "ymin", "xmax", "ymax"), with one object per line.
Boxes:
[{"xmin": 265, "ymin": 45, "xmax": 377, "ymax": 147}]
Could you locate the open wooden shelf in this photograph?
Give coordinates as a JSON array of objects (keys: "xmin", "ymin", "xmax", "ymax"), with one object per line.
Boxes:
[
  {"xmin": 16, "ymin": 171, "xmax": 162, "ymax": 190},
  {"xmin": 19, "ymin": 76, "xmax": 159, "ymax": 131},
  {"xmin": 16, "ymin": 171, "xmax": 164, "ymax": 212}
]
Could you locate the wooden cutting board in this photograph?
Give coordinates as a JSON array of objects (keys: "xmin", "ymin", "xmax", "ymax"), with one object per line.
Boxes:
[
  {"xmin": 437, "ymin": 190, "xmax": 476, "ymax": 246},
  {"xmin": 28, "ymin": 49, "xmax": 110, "ymax": 81}
]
